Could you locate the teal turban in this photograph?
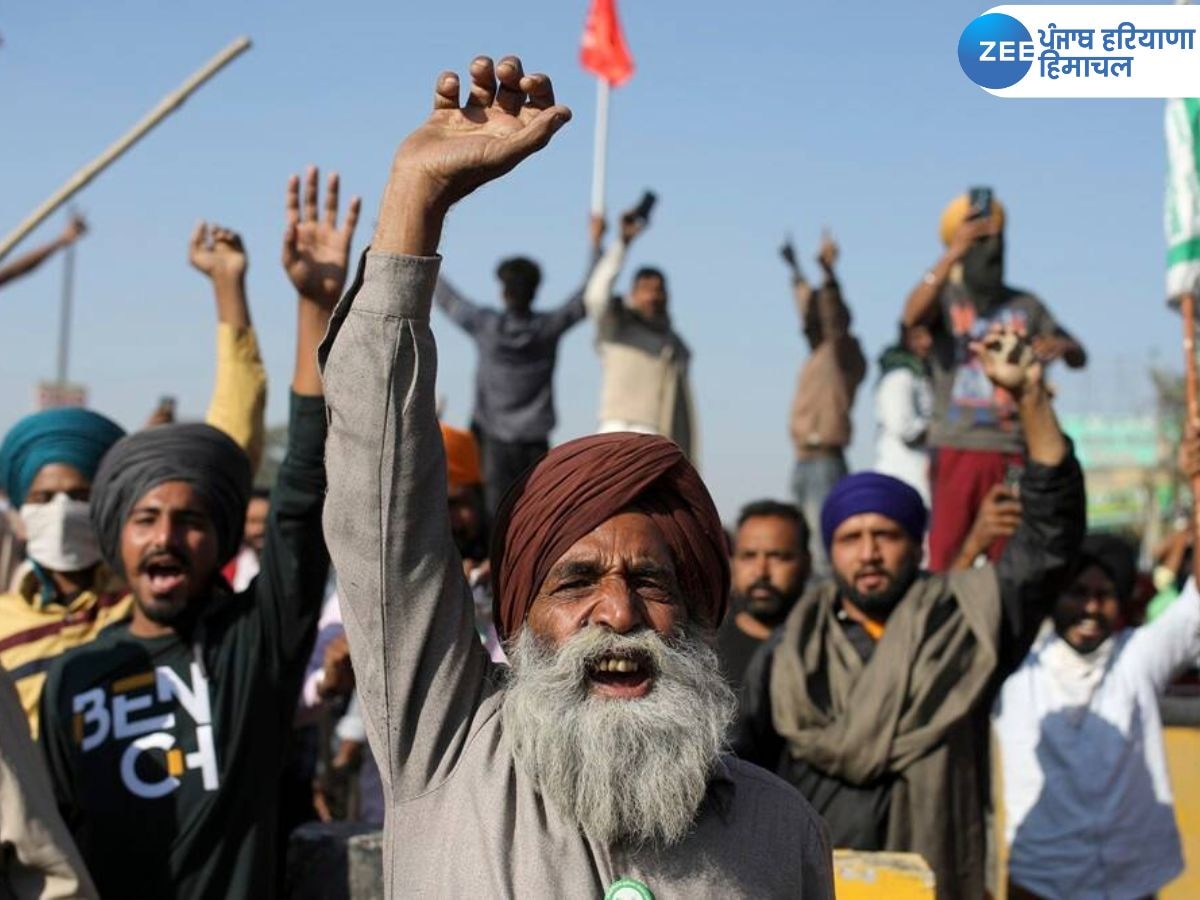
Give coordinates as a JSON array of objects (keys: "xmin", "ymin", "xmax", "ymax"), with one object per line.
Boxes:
[{"xmin": 0, "ymin": 408, "xmax": 125, "ymax": 505}]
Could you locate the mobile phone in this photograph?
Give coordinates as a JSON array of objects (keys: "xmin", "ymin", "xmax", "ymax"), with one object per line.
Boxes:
[
  {"xmin": 968, "ymin": 186, "xmax": 993, "ymax": 219},
  {"xmin": 159, "ymin": 395, "xmax": 177, "ymax": 417},
  {"xmin": 1003, "ymin": 462, "xmax": 1023, "ymax": 497},
  {"xmin": 631, "ymin": 190, "xmax": 657, "ymax": 223},
  {"xmin": 780, "ymin": 233, "xmax": 798, "ymax": 268}
]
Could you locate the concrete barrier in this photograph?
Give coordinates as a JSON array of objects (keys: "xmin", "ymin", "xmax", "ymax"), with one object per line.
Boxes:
[{"xmin": 833, "ymin": 850, "xmax": 935, "ymax": 898}]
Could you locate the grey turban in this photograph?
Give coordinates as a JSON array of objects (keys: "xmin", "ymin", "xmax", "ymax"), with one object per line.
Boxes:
[{"xmin": 90, "ymin": 423, "xmax": 252, "ymax": 575}]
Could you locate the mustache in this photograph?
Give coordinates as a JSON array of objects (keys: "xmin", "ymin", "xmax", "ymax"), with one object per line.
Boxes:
[
  {"xmin": 518, "ymin": 626, "xmax": 675, "ymax": 692},
  {"xmin": 853, "ymin": 565, "xmax": 888, "ymax": 580},
  {"xmin": 136, "ymin": 546, "xmax": 190, "ymax": 573},
  {"xmin": 746, "ymin": 577, "xmax": 783, "ymax": 598}
]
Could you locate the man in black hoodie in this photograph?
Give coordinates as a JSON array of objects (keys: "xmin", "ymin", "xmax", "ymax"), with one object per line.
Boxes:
[{"xmin": 38, "ymin": 167, "xmax": 359, "ymax": 899}]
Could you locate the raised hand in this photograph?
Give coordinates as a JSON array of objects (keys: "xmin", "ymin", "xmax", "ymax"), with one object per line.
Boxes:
[
  {"xmin": 780, "ymin": 236, "xmax": 798, "ymax": 270},
  {"xmin": 589, "ymin": 213, "xmax": 607, "ymax": 250},
  {"xmin": 189, "ymin": 222, "xmax": 248, "ymax": 284},
  {"xmin": 817, "ymin": 229, "xmax": 838, "ymax": 277},
  {"xmin": 619, "ymin": 210, "xmax": 645, "ymax": 245},
  {"xmin": 953, "ymin": 481, "xmax": 1022, "ymax": 569},
  {"xmin": 60, "ymin": 214, "xmax": 88, "ymax": 246},
  {"xmin": 946, "ymin": 215, "xmax": 996, "ymax": 263},
  {"xmin": 282, "ymin": 166, "xmax": 361, "ymax": 308},
  {"xmin": 375, "ymin": 55, "xmax": 571, "ymax": 256},
  {"xmin": 971, "ymin": 324, "xmax": 1042, "ymax": 399},
  {"xmin": 970, "ymin": 483, "xmax": 1022, "ymax": 541}
]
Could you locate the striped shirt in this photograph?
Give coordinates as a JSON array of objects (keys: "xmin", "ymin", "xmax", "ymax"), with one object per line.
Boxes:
[{"xmin": 0, "ymin": 565, "xmax": 132, "ymax": 737}]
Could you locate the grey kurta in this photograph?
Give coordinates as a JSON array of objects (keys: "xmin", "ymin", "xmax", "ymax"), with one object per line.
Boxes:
[
  {"xmin": 319, "ymin": 251, "xmax": 833, "ymax": 899},
  {"xmin": 0, "ymin": 665, "xmax": 96, "ymax": 900}
]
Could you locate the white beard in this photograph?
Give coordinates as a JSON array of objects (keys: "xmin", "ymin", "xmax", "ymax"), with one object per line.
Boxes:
[{"xmin": 501, "ymin": 623, "xmax": 736, "ymax": 848}]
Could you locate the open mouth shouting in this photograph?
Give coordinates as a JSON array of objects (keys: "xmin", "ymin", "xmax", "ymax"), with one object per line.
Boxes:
[
  {"xmin": 587, "ymin": 650, "xmax": 655, "ymax": 700},
  {"xmin": 140, "ymin": 553, "xmax": 190, "ymax": 599}
]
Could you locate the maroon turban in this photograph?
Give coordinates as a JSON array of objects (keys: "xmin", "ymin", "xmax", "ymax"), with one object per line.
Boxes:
[{"xmin": 490, "ymin": 433, "xmax": 729, "ymax": 642}]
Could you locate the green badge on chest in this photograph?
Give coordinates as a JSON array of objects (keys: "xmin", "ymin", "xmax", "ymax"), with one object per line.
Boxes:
[{"xmin": 604, "ymin": 878, "xmax": 654, "ymax": 900}]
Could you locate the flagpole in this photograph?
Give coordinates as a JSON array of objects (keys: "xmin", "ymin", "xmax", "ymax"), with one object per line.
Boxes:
[{"xmin": 590, "ymin": 77, "xmax": 610, "ymax": 216}]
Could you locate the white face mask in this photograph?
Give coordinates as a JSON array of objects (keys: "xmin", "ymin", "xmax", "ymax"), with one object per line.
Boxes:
[{"xmin": 20, "ymin": 493, "xmax": 102, "ymax": 572}]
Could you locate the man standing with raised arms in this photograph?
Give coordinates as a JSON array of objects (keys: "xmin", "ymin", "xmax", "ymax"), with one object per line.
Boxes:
[{"xmin": 320, "ymin": 55, "xmax": 832, "ymax": 898}]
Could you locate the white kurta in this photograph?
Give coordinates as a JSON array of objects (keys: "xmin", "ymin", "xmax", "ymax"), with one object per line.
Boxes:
[
  {"xmin": 873, "ymin": 367, "xmax": 932, "ymax": 505},
  {"xmin": 993, "ymin": 578, "xmax": 1200, "ymax": 899}
]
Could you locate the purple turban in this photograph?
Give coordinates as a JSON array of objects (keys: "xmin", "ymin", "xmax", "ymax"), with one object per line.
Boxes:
[{"xmin": 820, "ymin": 472, "xmax": 927, "ymax": 550}]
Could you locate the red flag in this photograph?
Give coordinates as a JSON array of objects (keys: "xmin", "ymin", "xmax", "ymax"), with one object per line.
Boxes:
[{"xmin": 580, "ymin": 0, "xmax": 635, "ymax": 87}]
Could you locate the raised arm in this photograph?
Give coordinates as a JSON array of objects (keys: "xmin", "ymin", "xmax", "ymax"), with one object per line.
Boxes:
[
  {"xmin": 785, "ymin": 240, "xmax": 816, "ymax": 344},
  {"xmin": 584, "ymin": 209, "xmax": 642, "ymax": 322},
  {"xmin": 0, "ymin": 215, "xmax": 86, "ymax": 290},
  {"xmin": 812, "ymin": 232, "xmax": 851, "ymax": 342},
  {"xmin": 189, "ymin": 223, "xmax": 268, "ymax": 473},
  {"xmin": 950, "ymin": 483, "xmax": 1022, "ymax": 571},
  {"xmin": 434, "ymin": 273, "xmax": 486, "ymax": 333},
  {"xmin": 543, "ymin": 214, "xmax": 607, "ymax": 335},
  {"xmin": 973, "ymin": 326, "xmax": 1085, "ymax": 669},
  {"xmin": 901, "ymin": 215, "xmax": 994, "ymax": 328},
  {"xmin": 319, "ymin": 55, "xmax": 570, "ymax": 801},
  {"xmin": 250, "ymin": 167, "xmax": 360, "ymax": 689}
]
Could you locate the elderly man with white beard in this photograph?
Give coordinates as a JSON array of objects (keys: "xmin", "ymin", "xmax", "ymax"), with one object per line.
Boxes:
[{"xmin": 320, "ymin": 55, "xmax": 833, "ymax": 898}]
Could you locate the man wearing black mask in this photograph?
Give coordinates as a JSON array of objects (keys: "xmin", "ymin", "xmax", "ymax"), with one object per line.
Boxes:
[
  {"xmin": 901, "ymin": 192, "xmax": 1086, "ymax": 572},
  {"xmin": 718, "ymin": 500, "xmax": 810, "ymax": 695}
]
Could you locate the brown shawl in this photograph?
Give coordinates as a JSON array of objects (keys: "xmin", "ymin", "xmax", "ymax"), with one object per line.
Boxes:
[{"xmin": 770, "ymin": 568, "xmax": 1001, "ymax": 899}]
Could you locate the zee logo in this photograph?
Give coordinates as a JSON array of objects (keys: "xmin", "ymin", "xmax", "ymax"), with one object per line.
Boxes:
[
  {"xmin": 978, "ymin": 40, "xmax": 1035, "ymax": 63},
  {"xmin": 959, "ymin": 13, "xmax": 1035, "ymax": 88}
]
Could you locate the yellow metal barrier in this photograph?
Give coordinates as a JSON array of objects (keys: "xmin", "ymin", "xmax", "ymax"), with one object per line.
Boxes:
[
  {"xmin": 833, "ymin": 850, "xmax": 935, "ymax": 898},
  {"xmin": 1162, "ymin": 725, "xmax": 1200, "ymax": 899}
]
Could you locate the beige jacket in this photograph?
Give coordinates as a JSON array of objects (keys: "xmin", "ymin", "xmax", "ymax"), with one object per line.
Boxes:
[
  {"xmin": 0, "ymin": 666, "xmax": 96, "ymax": 899},
  {"xmin": 319, "ymin": 252, "xmax": 833, "ymax": 899},
  {"xmin": 789, "ymin": 278, "xmax": 865, "ymax": 457},
  {"xmin": 584, "ymin": 241, "xmax": 697, "ymax": 461}
]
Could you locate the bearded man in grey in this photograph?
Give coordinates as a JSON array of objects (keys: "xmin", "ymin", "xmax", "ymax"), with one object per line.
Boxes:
[{"xmin": 320, "ymin": 53, "xmax": 832, "ymax": 898}]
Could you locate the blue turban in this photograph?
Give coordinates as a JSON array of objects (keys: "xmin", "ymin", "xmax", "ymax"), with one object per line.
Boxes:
[
  {"xmin": 820, "ymin": 472, "xmax": 928, "ymax": 550},
  {"xmin": 0, "ymin": 408, "xmax": 126, "ymax": 505}
]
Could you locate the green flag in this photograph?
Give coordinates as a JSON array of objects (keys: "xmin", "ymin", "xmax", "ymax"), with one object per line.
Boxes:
[{"xmin": 1166, "ymin": 98, "xmax": 1200, "ymax": 300}]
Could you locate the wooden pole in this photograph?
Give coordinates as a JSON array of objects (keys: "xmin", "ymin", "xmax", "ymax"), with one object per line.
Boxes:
[
  {"xmin": 1180, "ymin": 293, "xmax": 1200, "ymax": 583},
  {"xmin": 56, "ymin": 232, "xmax": 75, "ymax": 385},
  {"xmin": 1184, "ymin": 293, "xmax": 1200, "ymax": 424},
  {"xmin": 0, "ymin": 36, "xmax": 252, "ymax": 262}
]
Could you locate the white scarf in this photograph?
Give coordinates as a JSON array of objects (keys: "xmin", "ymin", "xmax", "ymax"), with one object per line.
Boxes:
[{"xmin": 1038, "ymin": 621, "xmax": 1116, "ymax": 726}]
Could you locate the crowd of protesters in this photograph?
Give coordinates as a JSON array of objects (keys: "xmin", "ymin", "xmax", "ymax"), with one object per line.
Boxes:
[{"xmin": 0, "ymin": 52, "xmax": 1197, "ymax": 900}]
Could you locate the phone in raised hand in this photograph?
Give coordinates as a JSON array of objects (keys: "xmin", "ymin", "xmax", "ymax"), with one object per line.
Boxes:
[
  {"xmin": 630, "ymin": 190, "xmax": 657, "ymax": 224},
  {"xmin": 968, "ymin": 186, "xmax": 993, "ymax": 219}
]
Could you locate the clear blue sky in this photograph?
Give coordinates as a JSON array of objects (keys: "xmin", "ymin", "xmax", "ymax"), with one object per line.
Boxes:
[{"xmin": 0, "ymin": 1, "xmax": 1178, "ymax": 518}]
